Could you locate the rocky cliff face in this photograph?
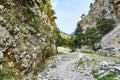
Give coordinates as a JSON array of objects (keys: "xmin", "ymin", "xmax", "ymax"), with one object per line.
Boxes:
[
  {"xmin": 80, "ymin": 0, "xmax": 120, "ymax": 29},
  {"xmin": 80, "ymin": 0, "xmax": 120, "ymax": 57},
  {"xmin": 101, "ymin": 24, "xmax": 120, "ymax": 49},
  {"xmin": 0, "ymin": 0, "xmax": 58, "ymax": 79},
  {"xmin": 99, "ymin": 23, "xmax": 120, "ymax": 57},
  {"xmin": 100, "ymin": 0, "xmax": 120, "ymax": 50}
]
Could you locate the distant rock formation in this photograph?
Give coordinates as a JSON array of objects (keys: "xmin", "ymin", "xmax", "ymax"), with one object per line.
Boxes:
[{"xmin": 80, "ymin": 0, "xmax": 120, "ymax": 30}]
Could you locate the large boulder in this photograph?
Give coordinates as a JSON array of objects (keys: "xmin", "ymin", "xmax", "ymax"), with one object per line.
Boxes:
[
  {"xmin": 99, "ymin": 24, "xmax": 120, "ymax": 57},
  {"xmin": 101, "ymin": 24, "xmax": 120, "ymax": 49},
  {"xmin": 93, "ymin": 43, "xmax": 102, "ymax": 50}
]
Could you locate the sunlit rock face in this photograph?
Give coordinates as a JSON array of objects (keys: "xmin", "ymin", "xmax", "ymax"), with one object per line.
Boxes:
[
  {"xmin": 0, "ymin": 0, "xmax": 57, "ymax": 78},
  {"xmin": 100, "ymin": 0, "xmax": 120, "ymax": 50},
  {"xmin": 101, "ymin": 24, "xmax": 120, "ymax": 49},
  {"xmin": 96, "ymin": 0, "xmax": 120, "ymax": 58},
  {"xmin": 80, "ymin": 0, "xmax": 120, "ymax": 30}
]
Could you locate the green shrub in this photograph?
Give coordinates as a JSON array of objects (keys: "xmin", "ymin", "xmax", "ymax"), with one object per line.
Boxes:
[
  {"xmin": 0, "ymin": 68, "xmax": 22, "ymax": 80},
  {"xmin": 80, "ymin": 49, "xmax": 95, "ymax": 54},
  {"xmin": 0, "ymin": 69, "xmax": 6, "ymax": 80},
  {"xmin": 67, "ymin": 36, "xmax": 76, "ymax": 52},
  {"xmin": 92, "ymin": 71, "xmax": 118, "ymax": 80},
  {"xmin": 75, "ymin": 59, "xmax": 83, "ymax": 68},
  {"xmin": 32, "ymin": 72, "xmax": 38, "ymax": 80},
  {"xmin": 14, "ymin": 0, "xmax": 35, "ymax": 7},
  {"xmin": 83, "ymin": 27, "xmax": 102, "ymax": 46},
  {"xmin": 96, "ymin": 18, "xmax": 115, "ymax": 35},
  {"xmin": 74, "ymin": 22, "xmax": 102, "ymax": 48},
  {"xmin": 74, "ymin": 22, "xmax": 84, "ymax": 48},
  {"xmin": 99, "ymin": 72, "xmax": 117, "ymax": 80}
]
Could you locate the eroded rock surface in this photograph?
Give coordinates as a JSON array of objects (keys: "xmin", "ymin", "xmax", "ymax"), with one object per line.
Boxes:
[{"xmin": 0, "ymin": 0, "xmax": 57, "ymax": 79}]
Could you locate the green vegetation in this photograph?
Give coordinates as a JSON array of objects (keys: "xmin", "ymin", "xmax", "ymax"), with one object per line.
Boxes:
[
  {"xmin": 80, "ymin": 49, "xmax": 95, "ymax": 54},
  {"xmin": 53, "ymin": 17, "xmax": 115, "ymax": 53},
  {"xmin": 73, "ymin": 22, "xmax": 102, "ymax": 48},
  {"xmin": 71, "ymin": 18, "xmax": 115, "ymax": 50},
  {"xmin": 83, "ymin": 27, "xmax": 102, "ymax": 46},
  {"xmin": 14, "ymin": 0, "xmax": 35, "ymax": 7},
  {"xmin": 32, "ymin": 73, "xmax": 38, "ymax": 80},
  {"xmin": 92, "ymin": 71, "xmax": 118, "ymax": 80},
  {"xmin": 53, "ymin": 33, "xmax": 75, "ymax": 51},
  {"xmin": 67, "ymin": 36, "xmax": 76, "ymax": 51},
  {"xmin": 74, "ymin": 22, "xmax": 84, "ymax": 48},
  {"xmin": 75, "ymin": 59, "xmax": 83, "ymax": 68},
  {"xmin": 0, "ymin": 68, "xmax": 22, "ymax": 80},
  {"xmin": 52, "ymin": 33, "xmax": 65, "ymax": 46},
  {"xmin": 96, "ymin": 18, "xmax": 115, "ymax": 35},
  {"xmin": 118, "ymin": 41, "xmax": 120, "ymax": 43}
]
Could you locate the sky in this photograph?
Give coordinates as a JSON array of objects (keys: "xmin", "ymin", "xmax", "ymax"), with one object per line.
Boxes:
[{"xmin": 51, "ymin": 0, "xmax": 94, "ymax": 34}]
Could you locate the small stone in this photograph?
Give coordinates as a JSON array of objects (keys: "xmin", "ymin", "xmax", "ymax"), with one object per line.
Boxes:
[
  {"xmin": 0, "ymin": 64, "xmax": 3, "ymax": 70},
  {"xmin": 94, "ymin": 43, "xmax": 101, "ymax": 50},
  {"xmin": 0, "ymin": 5, "xmax": 4, "ymax": 9},
  {"xmin": 41, "ymin": 37, "xmax": 46, "ymax": 42},
  {"xmin": 100, "ymin": 61, "xmax": 108, "ymax": 67},
  {"xmin": 0, "ymin": 51, "xmax": 3, "ymax": 59},
  {"xmin": 115, "ymin": 75, "xmax": 120, "ymax": 80},
  {"xmin": 0, "ymin": 16, "xmax": 4, "ymax": 21},
  {"xmin": 98, "ymin": 70, "xmax": 105, "ymax": 74},
  {"xmin": 110, "ymin": 69, "xmax": 115, "ymax": 72},
  {"xmin": 112, "ymin": 66, "xmax": 120, "ymax": 71}
]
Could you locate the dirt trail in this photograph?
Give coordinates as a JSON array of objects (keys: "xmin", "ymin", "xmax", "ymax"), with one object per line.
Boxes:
[{"xmin": 37, "ymin": 50, "xmax": 94, "ymax": 80}]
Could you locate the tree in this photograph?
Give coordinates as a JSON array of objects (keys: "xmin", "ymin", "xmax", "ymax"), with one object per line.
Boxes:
[
  {"xmin": 74, "ymin": 22, "xmax": 84, "ymax": 48},
  {"xmin": 14, "ymin": 0, "xmax": 35, "ymax": 7},
  {"xmin": 96, "ymin": 18, "xmax": 115, "ymax": 35},
  {"xmin": 90, "ymin": 3, "xmax": 93, "ymax": 8},
  {"xmin": 84, "ymin": 27, "xmax": 102, "ymax": 46},
  {"xmin": 81, "ymin": 14, "xmax": 85, "ymax": 18},
  {"xmin": 67, "ymin": 36, "xmax": 76, "ymax": 52}
]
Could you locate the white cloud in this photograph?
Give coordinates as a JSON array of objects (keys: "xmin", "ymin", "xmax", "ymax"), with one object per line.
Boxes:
[{"xmin": 51, "ymin": 0, "xmax": 58, "ymax": 8}]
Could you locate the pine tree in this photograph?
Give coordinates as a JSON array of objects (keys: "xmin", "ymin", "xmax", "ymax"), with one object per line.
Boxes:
[{"xmin": 74, "ymin": 22, "xmax": 84, "ymax": 48}]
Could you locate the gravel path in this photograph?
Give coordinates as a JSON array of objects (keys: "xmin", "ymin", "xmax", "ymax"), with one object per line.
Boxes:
[{"xmin": 37, "ymin": 51, "xmax": 94, "ymax": 80}]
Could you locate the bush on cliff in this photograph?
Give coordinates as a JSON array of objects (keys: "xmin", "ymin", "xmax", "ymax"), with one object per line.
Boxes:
[{"xmin": 96, "ymin": 18, "xmax": 115, "ymax": 35}]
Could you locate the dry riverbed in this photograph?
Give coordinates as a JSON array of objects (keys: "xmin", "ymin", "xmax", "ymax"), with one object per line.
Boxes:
[{"xmin": 36, "ymin": 48, "xmax": 120, "ymax": 80}]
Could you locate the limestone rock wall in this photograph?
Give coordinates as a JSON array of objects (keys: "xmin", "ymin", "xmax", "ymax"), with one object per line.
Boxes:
[
  {"xmin": 0, "ymin": 0, "xmax": 57, "ymax": 78},
  {"xmin": 100, "ymin": 0, "xmax": 120, "ymax": 49},
  {"xmin": 101, "ymin": 24, "xmax": 120, "ymax": 49}
]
